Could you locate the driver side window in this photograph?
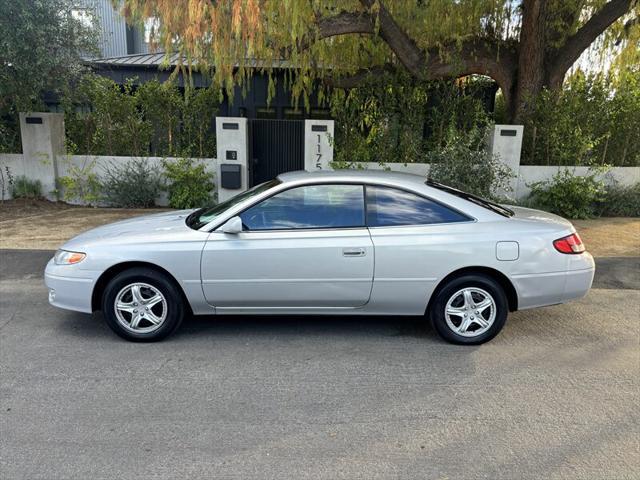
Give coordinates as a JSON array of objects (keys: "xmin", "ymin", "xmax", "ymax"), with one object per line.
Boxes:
[{"xmin": 240, "ymin": 184, "xmax": 365, "ymax": 230}]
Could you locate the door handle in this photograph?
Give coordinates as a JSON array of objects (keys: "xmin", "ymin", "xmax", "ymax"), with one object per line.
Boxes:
[{"xmin": 343, "ymin": 248, "xmax": 366, "ymax": 257}]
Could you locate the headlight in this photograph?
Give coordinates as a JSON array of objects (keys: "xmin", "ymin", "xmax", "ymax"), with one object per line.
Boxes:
[{"xmin": 54, "ymin": 250, "xmax": 86, "ymax": 265}]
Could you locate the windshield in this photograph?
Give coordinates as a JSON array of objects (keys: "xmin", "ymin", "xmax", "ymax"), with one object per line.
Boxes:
[
  {"xmin": 425, "ymin": 179, "xmax": 514, "ymax": 218},
  {"xmin": 186, "ymin": 179, "xmax": 281, "ymax": 229}
]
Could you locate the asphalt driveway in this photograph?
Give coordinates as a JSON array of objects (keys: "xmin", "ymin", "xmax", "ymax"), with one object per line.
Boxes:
[{"xmin": 1, "ymin": 250, "xmax": 638, "ymax": 479}]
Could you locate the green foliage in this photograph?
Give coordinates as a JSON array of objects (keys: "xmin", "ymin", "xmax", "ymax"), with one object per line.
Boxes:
[
  {"xmin": 598, "ymin": 182, "xmax": 640, "ymax": 217},
  {"xmin": 162, "ymin": 158, "xmax": 215, "ymax": 209},
  {"xmin": 0, "ymin": 0, "xmax": 97, "ymax": 152},
  {"xmin": 522, "ymin": 73, "xmax": 640, "ymax": 167},
  {"xmin": 118, "ymin": 0, "xmax": 639, "ymax": 109},
  {"xmin": 63, "ymin": 76, "xmax": 151, "ymax": 156},
  {"xmin": 0, "ymin": 116, "xmax": 21, "ymax": 153},
  {"xmin": 527, "ymin": 168, "xmax": 608, "ymax": 219},
  {"xmin": 426, "ymin": 133, "xmax": 513, "ymax": 199},
  {"xmin": 0, "ymin": 0, "xmax": 98, "ymax": 112},
  {"xmin": 57, "ymin": 157, "xmax": 102, "ymax": 206},
  {"xmin": 330, "ymin": 74, "xmax": 492, "ymax": 166},
  {"xmin": 63, "ymin": 75, "xmax": 219, "ymax": 157},
  {"xmin": 10, "ymin": 175, "xmax": 42, "ymax": 199},
  {"xmin": 101, "ymin": 159, "xmax": 163, "ymax": 208}
]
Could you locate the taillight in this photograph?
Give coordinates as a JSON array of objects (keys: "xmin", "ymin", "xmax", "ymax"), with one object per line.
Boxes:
[{"xmin": 553, "ymin": 233, "xmax": 585, "ymax": 254}]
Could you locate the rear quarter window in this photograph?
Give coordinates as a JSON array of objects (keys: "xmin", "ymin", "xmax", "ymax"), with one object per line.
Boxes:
[{"xmin": 366, "ymin": 185, "xmax": 471, "ymax": 227}]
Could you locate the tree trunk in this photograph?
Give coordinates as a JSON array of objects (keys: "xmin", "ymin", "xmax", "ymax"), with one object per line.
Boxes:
[{"xmin": 512, "ymin": 0, "xmax": 549, "ymax": 123}]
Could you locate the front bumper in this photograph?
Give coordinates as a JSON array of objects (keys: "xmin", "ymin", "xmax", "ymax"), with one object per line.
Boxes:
[{"xmin": 44, "ymin": 258, "xmax": 101, "ymax": 313}]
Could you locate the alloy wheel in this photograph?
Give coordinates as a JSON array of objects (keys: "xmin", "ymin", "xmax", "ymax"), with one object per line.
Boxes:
[
  {"xmin": 114, "ymin": 282, "xmax": 167, "ymax": 334},
  {"xmin": 444, "ymin": 287, "xmax": 496, "ymax": 337}
]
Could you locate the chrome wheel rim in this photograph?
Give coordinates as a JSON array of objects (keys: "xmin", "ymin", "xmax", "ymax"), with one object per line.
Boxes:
[
  {"xmin": 114, "ymin": 282, "xmax": 167, "ymax": 334},
  {"xmin": 444, "ymin": 287, "xmax": 496, "ymax": 338}
]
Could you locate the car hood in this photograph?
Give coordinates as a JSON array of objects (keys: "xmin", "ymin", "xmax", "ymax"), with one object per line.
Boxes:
[{"xmin": 61, "ymin": 209, "xmax": 196, "ymax": 250}]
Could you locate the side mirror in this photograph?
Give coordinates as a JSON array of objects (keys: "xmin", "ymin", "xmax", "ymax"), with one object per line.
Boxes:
[{"xmin": 218, "ymin": 216, "xmax": 243, "ymax": 234}]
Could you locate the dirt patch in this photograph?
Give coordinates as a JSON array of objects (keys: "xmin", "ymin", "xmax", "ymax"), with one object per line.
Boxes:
[
  {"xmin": 1, "ymin": 200, "xmax": 638, "ymax": 256},
  {"xmin": 0, "ymin": 200, "xmax": 171, "ymax": 250},
  {"xmin": 0, "ymin": 199, "xmax": 78, "ymax": 222},
  {"xmin": 573, "ymin": 217, "xmax": 640, "ymax": 257}
]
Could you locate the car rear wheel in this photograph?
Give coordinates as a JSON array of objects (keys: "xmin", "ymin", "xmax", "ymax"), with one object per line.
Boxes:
[
  {"xmin": 429, "ymin": 274, "xmax": 508, "ymax": 345},
  {"xmin": 101, "ymin": 267, "xmax": 184, "ymax": 342}
]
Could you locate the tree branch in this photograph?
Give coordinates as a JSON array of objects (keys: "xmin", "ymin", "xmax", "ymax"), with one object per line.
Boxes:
[
  {"xmin": 359, "ymin": 0, "xmax": 425, "ymax": 76},
  {"xmin": 549, "ymin": 0, "xmax": 634, "ymax": 86},
  {"xmin": 292, "ymin": 11, "xmax": 374, "ymax": 53},
  {"xmin": 317, "ymin": 11, "xmax": 374, "ymax": 39},
  {"xmin": 323, "ymin": 64, "xmax": 397, "ymax": 88}
]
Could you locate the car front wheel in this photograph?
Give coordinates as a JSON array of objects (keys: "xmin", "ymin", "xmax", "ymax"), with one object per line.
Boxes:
[
  {"xmin": 429, "ymin": 274, "xmax": 508, "ymax": 345},
  {"xmin": 101, "ymin": 267, "xmax": 185, "ymax": 342}
]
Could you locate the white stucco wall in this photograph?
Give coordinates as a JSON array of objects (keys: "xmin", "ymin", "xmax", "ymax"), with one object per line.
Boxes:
[
  {"xmin": 0, "ymin": 154, "xmax": 217, "ymax": 205},
  {"xmin": 516, "ymin": 166, "xmax": 640, "ymax": 198}
]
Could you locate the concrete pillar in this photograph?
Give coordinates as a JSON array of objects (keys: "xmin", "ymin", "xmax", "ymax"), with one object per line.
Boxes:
[
  {"xmin": 487, "ymin": 124, "xmax": 523, "ymax": 199},
  {"xmin": 304, "ymin": 120, "xmax": 334, "ymax": 171},
  {"xmin": 19, "ymin": 112, "xmax": 65, "ymax": 200},
  {"xmin": 215, "ymin": 117, "xmax": 249, "ymax": 203}
]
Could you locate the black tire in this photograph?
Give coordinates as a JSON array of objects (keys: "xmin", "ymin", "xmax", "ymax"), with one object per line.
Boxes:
[
  {"xmin": 429, "ymin": 274, "xmax": 508, "ymax": 345},
  {"xmin": 101, "ymin": 267, "xmax": 185, "ymax": 342}
]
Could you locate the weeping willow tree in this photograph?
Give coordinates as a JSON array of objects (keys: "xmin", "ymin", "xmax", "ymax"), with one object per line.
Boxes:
[{"xmin": 118, "ymin": 0, "xmax": 638, "ymax": 122}]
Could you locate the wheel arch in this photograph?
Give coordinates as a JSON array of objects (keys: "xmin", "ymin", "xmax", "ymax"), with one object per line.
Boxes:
[
  {"xmin": 426, "ymin": 266, "xmax": 519, "ymax": 315},
  {"xmin": 91, "ymin": 261, "xmax": 193, "ymax": 314}
]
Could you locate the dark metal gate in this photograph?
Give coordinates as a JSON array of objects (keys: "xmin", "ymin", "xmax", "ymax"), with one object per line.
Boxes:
[{"xmin": 250, "ymin": 119, "xmax": 305, "ymax": 186}]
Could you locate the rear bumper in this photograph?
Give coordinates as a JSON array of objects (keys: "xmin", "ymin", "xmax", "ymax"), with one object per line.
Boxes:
[
  {"xmin": 44, "ymin": 259, "xmax": 100, "ymax": 313},
  {"xmin": 513, "ymin": 254, "xmax": 595, "ymax": 310}
]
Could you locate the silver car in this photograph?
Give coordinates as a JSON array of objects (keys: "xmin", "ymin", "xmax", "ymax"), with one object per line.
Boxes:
[{"xmin": 45, "ymin": 170, "xmax": 595, "ymax": 344}]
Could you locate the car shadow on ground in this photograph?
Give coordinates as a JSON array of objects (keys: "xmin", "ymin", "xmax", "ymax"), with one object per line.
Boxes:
[{"xmin": 56, "ymin": 310, "xmax": 443, "ymax": 343}]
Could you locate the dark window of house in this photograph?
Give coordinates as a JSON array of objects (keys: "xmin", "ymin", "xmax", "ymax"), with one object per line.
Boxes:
[
  {"xmin": 240, "ymin": 184, "xmax": 365, "ymax": 230},
  {"xmin": 366, "ymin": 185, "xmax": 470, "ymax": 227}
]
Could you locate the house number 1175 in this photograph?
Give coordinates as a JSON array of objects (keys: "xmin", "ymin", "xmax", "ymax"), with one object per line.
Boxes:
[{"xmin": 316, "ymin": 134, "xmax": 322, "ymax": 169}]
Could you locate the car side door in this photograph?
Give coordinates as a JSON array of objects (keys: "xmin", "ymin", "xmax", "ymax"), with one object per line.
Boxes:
[
  {"xmin": 365, "ymin": 184, "xmax": 475, "ymax": 315},
  {"xmin": 200, "ymin": 183, "xmax": 374, "ymax": 310}
]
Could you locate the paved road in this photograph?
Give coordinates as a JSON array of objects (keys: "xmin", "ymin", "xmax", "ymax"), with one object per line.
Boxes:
[{"xmin": 1, "ymin": 250, "xmax": 638, "ymax": 479}]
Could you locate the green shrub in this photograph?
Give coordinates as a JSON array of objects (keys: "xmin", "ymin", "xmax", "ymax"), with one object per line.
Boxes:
[
  {"xmin": 63, "ymin": 75, "xmax": 219, "ymax": 157},
  {"xmin": 522, "ymin": 73, "xmax": 640, "ymax": 167},
  {"xmin": 330, "ymin": 74, "xmax": 492, "ymax": 166},
  {"xmin": 527, "ymin": 168, "xmax": 607, "ymax": 219},
  {"xmin": 598, "ymin": 182, "xmax": 640, "ymax": 217},
  {"xmin": 11, "ymin": 175, "xmax": 42, "ymax": 199},
  {"xmin": 58, "ymin": 157, "xmax": 102, "ymax": 206},
  {"xmin": 162, "ymin": 158, "xmax": 215, "ymax": 209},
  {"xmin": 101, "ymin": 159, "xmax": 163, "ymax": 208},
  {"xmin": 426, "ymin": 132, "xmax": 514, "ymax": 199}
]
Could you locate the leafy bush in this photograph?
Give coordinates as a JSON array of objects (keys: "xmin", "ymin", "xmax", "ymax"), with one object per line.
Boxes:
[
  {"xmin": 522, "ymin": 73, "xmax": 640, "ymax": 166},
  {"xmin": 63, "ymin": 76, "xmax": 151, "ymax": 157},
  {"xmin": 0, "ymin": 116, "xmax": 21, "ymax": 153},
  {"xmin": 11, "ymin": 175, "xmax": 42, "ymax": 199},
  {"xmin": 58, "ymin": 157, "xmax": 102, "ymax": 206},
  {"xmin": 101, "ymin": 159, "xmax": 163, "ymax": 208},
  {"xmin": 330, "ymin": 74, "xmax": 493, "ymax": 165},
  {"xmin": 598, "ymin": 182, "xmax": 640, "ymax": 217},
  {"xmin": 426, "ymin": 132, "xmax": 513, "ymax": 199},
  {"xmin": 63, "ymin": 75, "xmax": 219, "ymax": 157},
  {"xmin": 527, "ymin": 168, "xmax": 607, "ymax": 219},
  {"xmin": 162, "ymin": 158, "xmax": 215, "ymax": 209}
]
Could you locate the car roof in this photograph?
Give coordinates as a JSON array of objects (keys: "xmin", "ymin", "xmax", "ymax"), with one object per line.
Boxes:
[{"xmin": 277, "ymin": 169, "xmax": 428, "ymax": 186}]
